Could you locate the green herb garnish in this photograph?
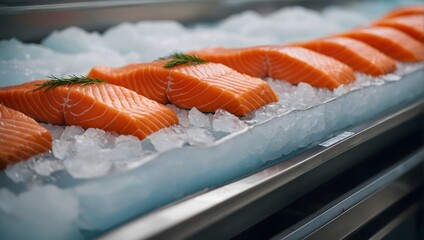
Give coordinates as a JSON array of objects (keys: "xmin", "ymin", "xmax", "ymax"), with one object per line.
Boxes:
[
  {"xmin": 31, "ymin": 75, "xmax": 105, "ymax": 92},
  {"xmin": 157, "ymin": 52, "xmax": 208, "ymax": 69}
]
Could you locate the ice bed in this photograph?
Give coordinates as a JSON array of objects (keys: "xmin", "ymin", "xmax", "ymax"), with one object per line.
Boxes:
[{"xmin": 0, "ymin": 0, "xmax": 423, "ymax": 239}]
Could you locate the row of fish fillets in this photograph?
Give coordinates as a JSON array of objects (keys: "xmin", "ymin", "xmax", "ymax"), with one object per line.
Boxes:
[{"xmin": 1, "ymin": 6, "xmax": 423, "ymax": 168}]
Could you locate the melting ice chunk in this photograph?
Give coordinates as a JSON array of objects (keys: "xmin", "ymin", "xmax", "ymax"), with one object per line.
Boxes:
[
  {"xmin": 167, "ymin": 104, "xmax": 190, "ymax": 127},
  {"xmin": 4, "ymin": 161, "xmax": 35, "ymax": 183},
  {"xmin": 244, "ymin": 103, "xmax": 291, "ymax": 124},
  {"xmin": 212, "ymin": 109, "xmax": 248, "ymax": 133},
  {"xmin": 148, "ymin": 126, "xmax": 187, "ymax": 152},
  {"xmin": 32, "ymin": 155, "xmax": 64, "ymax": 176},
  {"xmin": 267, "ymin": 80, "xmax": 333, "ymax": 110},
  {"xmin": 188, "ymin": 107, "xmax": 211, "ymax": 128},
  {"xmin": 75, "ymin": 128, "xmax": 115, "ymax": 152},
  {"xmin": 186, "ymin": 128, "xmax": 214, "ymax": 146},
  {"xmin": 53, "ymin": 139, "xmax": 75, "ymax": 160},
  {"xmin": 64, "ymin": 149, "xmax": 113, "ymax": 179},
  {"xmin": 52, "ymin": 126, "xmax": 84, "ymax": 160},
  {"xmin": 112, "ymin": 135, "xmax": 149, "ymax": 170},
  {"xmin": 114, "ymin": 135, "xmax": 143, "ymax": 157},
  {"xmin": 41, "ymin": 123, "xmax": 65, "ymax": 140},
  {"xmin": 381, "ymin": 74, "xmax": 401, "ymax": 82},
  {"xmin": 5, "ymin": 154, "xmax": 64, "ymax": 182},
  {"xmin": 60, "ymin": 126, "xmax": 85, "ymax": 141}
]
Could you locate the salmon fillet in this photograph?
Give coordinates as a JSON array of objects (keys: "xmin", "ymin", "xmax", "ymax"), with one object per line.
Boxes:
[
  {"xmin": 89, "ymin": 62, "xmax": 278, "ymax": 116},
  {"xmin": 192, "ymin": 46, "xmax": 356, "ymax": 89},
  {"xmin": 381, "ymin": 6, "xmax": 424, "ymax": 19},
  {"xmin": 0, "ymin": 81, "xmax": 178, "ymax": 140},
  {"xmin": 294, "ymin": 37, "xmax": 397, "ymax": 76},
  {"xmin": 339, "ymin": 26, "xmax": 424, "ymax": 62},
  {"xmin": 0, "ymin": 104, "xmax": 52, "ymax": 168},
  {"xmin": 187, "ymin": 47, "xmax": 269, "ymax": 78},
  {"xmin": 374, "ymin": 15, "xmax": 424, "ymax": 42}
]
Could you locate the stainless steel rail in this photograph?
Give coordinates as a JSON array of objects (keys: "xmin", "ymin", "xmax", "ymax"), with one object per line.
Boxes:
[
  {"xmin": 99, "ymin": 100, "xmax": 424, "ymax": 240},
  {"xmin": 275, "ymin": 148, "xmax": 424, "ymax": 239},
  {"xmin": 304, "ymin": 163, "xmax": 422, "ymax": 240},
  {"xmin": 369, "ymin": 203, "xmax": 421, "ymax": 240}
]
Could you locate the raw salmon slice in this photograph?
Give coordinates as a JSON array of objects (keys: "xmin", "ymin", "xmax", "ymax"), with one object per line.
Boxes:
[
  {"xmin": 294, "ymin": 37, "xmax": 397, "ymax": 76},
  {"xmin": 192, "ymin": 46, "xmax": 356, "ymax": 89},
  {"xmin": 0, "ymin": 104, "xmax": 52, "ymax": 168},
  {"xmin": 373, "ymin": 15, "xmax": 424, "ymax": 42},
  {"xmin": 188, "ymin": 47, "xmax": 269, "ymax": 78},
  {"xmin": 267, "ymin": 47, "xmax": 355, "ymax": 88},
  {"xmin": 339, "ymin": 26, "xmax": 424, "ymax": 62},
  {"xmin": 0, "ymin": 81, "xmax": 178, "ymax": 140},
  {"xmin": 381, "ymin": 6, "xmax": 424, "ymax": 19},
  {"xmin": 89, "ymin": 62, "xmax": 278, "ymax": 116}
]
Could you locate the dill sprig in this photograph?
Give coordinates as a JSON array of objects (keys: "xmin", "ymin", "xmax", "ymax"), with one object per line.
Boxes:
[
  {"xmin": 157, "ymin": 52, "xmax": 208, "ymax": 68},
  {"xmin": 31, "ymin": 75, "xmax": 105, "ymax": 92}
]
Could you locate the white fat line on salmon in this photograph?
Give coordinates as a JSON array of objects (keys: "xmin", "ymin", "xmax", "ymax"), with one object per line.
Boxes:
[
  {"xmin": 166, "ymin": 72, "xmax": 173, "ymax": 103},
  {"xmin": 1, "ymin": 128, "xmax": 49, "ymax": 150},
  {"xmin": 69, "ymin": 99, "xmax": 95, "ymax": 117},
  {"xmin": 71, "ymin": 107, "xmax": 108, "ymax": 123},
  {"xmin": 118, "ymin": 120, "xmax": 133, "ymax": 135},
  {"xmin": 265, "ymin": 49, "xmax": 271, "ymax": 78},
  {"xmin": 101, "ymin": 112, "xmax": 119, "ymax": 129},
  {"xmin": 195, "ymin": 91, "xmax": 224, "ymax": 109},
  {"xmin": 62, "ymin": 90, "xmax": 72, "ymax": 108}
]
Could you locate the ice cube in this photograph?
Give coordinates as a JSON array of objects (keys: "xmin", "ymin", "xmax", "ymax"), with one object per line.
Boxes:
[
  {"xmin": 334, "ymin": 84, "xmax": 350, "ymax": 97},
  {"xmin": 52, "ymin": 139, "xmax": 75, "ymax": 160},
  {"xmin": 212, "ymin": 109, "xmax": 247, "ymax": 133},
  {"xmin": 40, "ymin": 123, "xmax": 65, "ymax": 140},
  {"xmin": 60, "ymin": 126, "xmax": 85, "ymax": 141},
  {"xmin": 395, "ymin": 62, "xmax": 424, "ymax": 76},
  {"xmin": 4, "ymin": 161, "xmax": 35, "ymax": 183},
  {"xmin": 381, "ymin": 74, "xmax": 401, "ymax": 82},
  {"xmin": 186, "ymin": 128, "xmax": 214, "ymax": 146},
  {"xmin": 5, "ymin": 152, "xmax": 62, "ymax": 182},
  {"xmin": 114, "ymin": 135, "xmax": 143, "ymax": 157},
  {"xmin": 167, "ymin": 104, "xmax": 190, "ymax": 127},
  {"xmin": 188, "ymin": 107, "xmax": 211, "ymax": 128},
  {"xmin": 32, "ymin": 155, "xmax": 64, "ymax": 177},
  {"xmin": 245, "ymin": 103, "xmax": 291, "ymax": 124},
  {"xmin": 111, "ymin": 135, "xmax": 149, "ymax": 170},
  {"xmin": 74, "ymin": 129, "xmax": 116, "ymax": 154},
  {"xmin": 148, "ymin": 126, "xmax": 187, "ymax": 151},
  {"xmin": 64, "ymin": 149, "xmax": 113, "ymax": 179}
]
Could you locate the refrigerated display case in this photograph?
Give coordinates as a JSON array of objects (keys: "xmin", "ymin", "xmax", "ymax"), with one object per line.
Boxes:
[{"xmin": 0, "ymin": 1, "xmax": 423, "ymax": 239}]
